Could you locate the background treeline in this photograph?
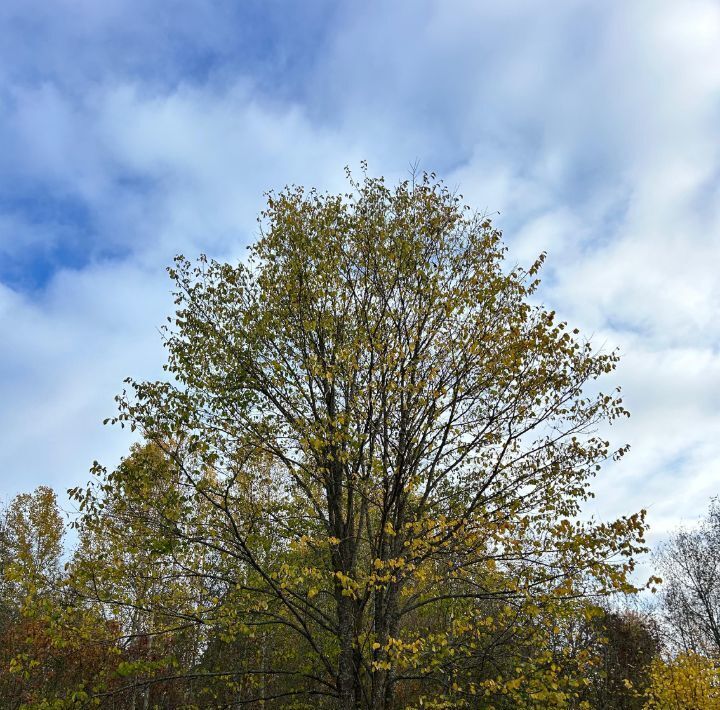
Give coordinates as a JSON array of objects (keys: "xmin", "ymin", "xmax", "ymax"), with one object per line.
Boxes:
[
  {"xmin": 2, "ymin": 480, "xmax": 719, "ymax": 708},
  {"xmin": 1, "ymin": 171, "xmax": 718, "ymax": 709}
]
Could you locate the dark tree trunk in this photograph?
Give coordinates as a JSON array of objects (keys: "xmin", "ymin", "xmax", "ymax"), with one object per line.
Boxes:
[
  {"xmin": 337, "ymin": 595, "xmax": 360, "ymax": 709},
  {"xmin": 370, "ymin": 581, "xmax": 401, "ymax": 710}
]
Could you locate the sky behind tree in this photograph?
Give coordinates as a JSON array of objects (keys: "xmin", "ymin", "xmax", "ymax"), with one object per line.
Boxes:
[{"xmin": 0, "ymin": 0, "xmax": 718, "ymax": 545}]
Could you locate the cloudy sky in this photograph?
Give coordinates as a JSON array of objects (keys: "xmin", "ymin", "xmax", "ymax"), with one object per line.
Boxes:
[{"xmin": 1, "ymin": 0, "xmax": 718, "ymax": 546}]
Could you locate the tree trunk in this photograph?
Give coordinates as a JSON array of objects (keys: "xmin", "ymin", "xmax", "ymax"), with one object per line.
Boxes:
[
  {"xmin": 337, "ymin": 593, "xmax": 362, "ymax": 708},
  {"xmin": 371, "ymin": 583, "xmax": 401, "ymax": 710}
]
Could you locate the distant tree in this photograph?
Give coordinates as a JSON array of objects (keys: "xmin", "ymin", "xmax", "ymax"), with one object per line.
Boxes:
[
  {"xmin": 69, "ymin": 441, "xmax": 217, "ymax": 709},
  {"xmin": 657, "ymin": 500, "xmax": 720, "ymax": 656},
  {"xmin": 0, "ymin": 501, "xmax": 12, "ymax": 623},
  {"xmin": 1, "ymin": 486, "xmax": 63, "ymax": 596},
  {"xmin": 0, "ymin": 487, "xmax": 120, "ymax": 709},
  {"xmin": 76, "ymin": 168, "xmax": 649, "ymax": 709},
  {"xmin": 578, "ymin": 608, "xmax": 661, "ymax": 709}
]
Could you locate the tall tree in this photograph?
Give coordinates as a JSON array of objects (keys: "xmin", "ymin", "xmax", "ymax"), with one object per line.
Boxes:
[
  {"xmin": 656, "ymin": 499, "xmax": 720, "ymax": 657},
  {"xmin": 1, "ymin": 486, "xmax": 63, "ymax": 597},
  {"xmin": 0, "ymin": 487, "xmax": 120, "ymax": 709},
  {"xmin": 578, "ymin": 607, "xmax": 660, "ymax": 709},
  {"xmin": 70, "ymin": 442, "xmax": 214, "ymax": 709},
  {"xmin": 84, "ymin": 168, "xmax": 648, "ymax": 708}
]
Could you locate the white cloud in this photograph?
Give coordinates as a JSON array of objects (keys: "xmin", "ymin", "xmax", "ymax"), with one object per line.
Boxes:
[{"xmin": 0, "ymin": 263, "xmax": 168, "ymax": 498}]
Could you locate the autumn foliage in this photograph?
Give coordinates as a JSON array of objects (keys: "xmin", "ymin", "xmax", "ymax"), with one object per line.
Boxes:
[{"xmin": 0, "ymin": 170, "xmax": 712, "ymax": 708}]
